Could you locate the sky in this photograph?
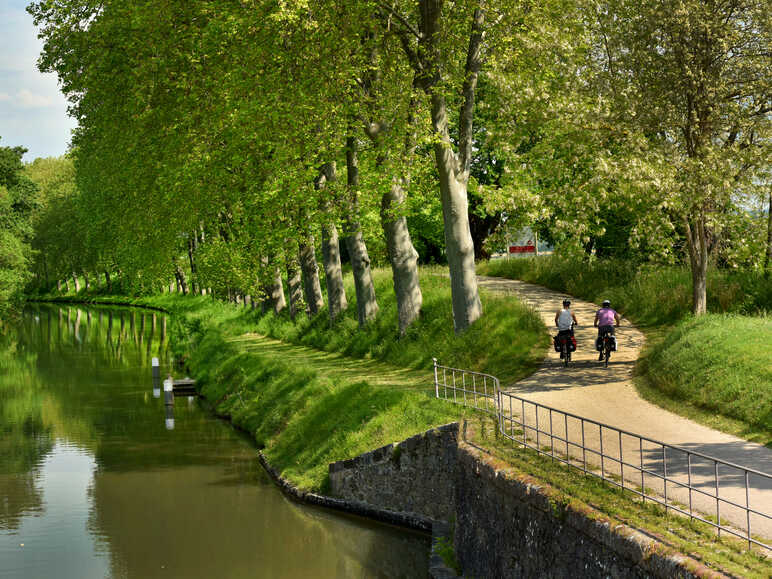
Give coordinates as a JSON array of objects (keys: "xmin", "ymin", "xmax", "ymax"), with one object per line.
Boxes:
[{"xmin": 0, "ymin": 0, "xmax": 77, "ymax": 161}]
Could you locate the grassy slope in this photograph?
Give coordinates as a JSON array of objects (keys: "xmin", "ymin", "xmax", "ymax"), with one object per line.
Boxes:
[
  {"xmin": 479, "ymin": 257, "xmax": 772, "ymax": 445},
  {"xmin": 638, "ymin": 315, "xmax": 772, "ymax": 443},
  {"xmin": 251, "ymin": 270, "xmax": 547, "ymax": 382}
]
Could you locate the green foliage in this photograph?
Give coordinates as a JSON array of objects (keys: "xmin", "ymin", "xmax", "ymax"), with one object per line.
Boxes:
[
  {"xmin": 0, "ymin": 142, "xmax": 39, "ymax": 319},
  {"xmin": 481, "ymin": 256, "xmax": 771, "ymax": 326},
  {"xmin": 434, "ymin": 536, "xmax": 462, "ymax": 575}
]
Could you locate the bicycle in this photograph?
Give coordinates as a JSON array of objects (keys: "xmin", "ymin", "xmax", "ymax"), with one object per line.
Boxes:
[
  {"xmin": 556, "ymin": 324, "xmax": 577, "ymax": 367},
  {"xmin": 598, "ymin": 329, "xmax": 616, "ymax": 368}
]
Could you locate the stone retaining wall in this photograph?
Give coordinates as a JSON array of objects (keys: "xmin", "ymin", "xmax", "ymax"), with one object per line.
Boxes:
[
  {"xmin": 329, "ymin": 422, "xmax": 459, "ymax": 523},
  {"xmin": 329, "ymin": 422, "xmax": 725, "ymax": 578}
]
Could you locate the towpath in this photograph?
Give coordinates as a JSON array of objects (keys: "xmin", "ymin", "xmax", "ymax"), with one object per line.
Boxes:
[{"xmin": 477, "ymin": 275, "xmax": 772, "ymax": 546}]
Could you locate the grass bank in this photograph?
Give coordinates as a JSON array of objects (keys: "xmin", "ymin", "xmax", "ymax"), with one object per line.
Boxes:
[
  {"xmin": 479, "ymin": 256, "xmax": 772, "ymax": 445},
  {"xmin": 250, "ymin": 270, "xmax": 547, "ymax": 382},
  {"xmin": 168, "ymin": 270, "xmax": 547, "ymax": 489}
]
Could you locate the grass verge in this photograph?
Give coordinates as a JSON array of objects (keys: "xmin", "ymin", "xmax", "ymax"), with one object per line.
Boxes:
[{"xmin": 250, "ymin": 270, "xmax": 548, "ymax": 382}]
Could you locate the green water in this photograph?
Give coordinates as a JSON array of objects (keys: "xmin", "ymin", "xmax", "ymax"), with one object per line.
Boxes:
[{"xmin": 0, "ymin": 304, "xmax": 429, "ymax": 578}]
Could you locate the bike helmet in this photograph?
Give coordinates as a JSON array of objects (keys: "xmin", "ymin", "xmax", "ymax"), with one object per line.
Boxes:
[
  {"xmin": 563, "ymin": 299, "xmax": 571, "ymax": 307},
  {"xmin": 602, "ymin": 300, "xmax": 611, "ymax": 307}
]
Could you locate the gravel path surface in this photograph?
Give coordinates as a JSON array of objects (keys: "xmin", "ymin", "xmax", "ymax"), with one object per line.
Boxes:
[{"xmin": 478, "ymin": 275, "xmax": 772, "ymax": 546}]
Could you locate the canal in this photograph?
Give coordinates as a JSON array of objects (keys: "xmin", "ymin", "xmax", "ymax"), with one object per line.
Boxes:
[{"xmin": 0, "ymin": 304, "xmax": 429, "ymax": 578}]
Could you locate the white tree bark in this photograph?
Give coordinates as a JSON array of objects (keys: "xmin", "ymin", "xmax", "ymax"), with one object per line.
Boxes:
[
  {"xmin": 344, "ymin": 135, "xmax": 379, "ymax": 326},
  {"xmin": 317, "ymin": 163, "xmax": 348, "ymax": 322},
  {"xmin": 298, "ymin": 233, "xmax": 324, "ymax": 316},
  {"xmin": 765, "ymin": 192, "xmax": 771, "ymax": 276},
  {"xmin": 418, "ymin": 1, "xmax": 484, "ymax": 331},
  {"xmin": 285, "ymin": 240, "xmax": 304, "ymax": 319}
]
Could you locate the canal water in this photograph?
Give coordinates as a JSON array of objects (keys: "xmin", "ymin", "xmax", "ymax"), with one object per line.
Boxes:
[{"xmin": 0, "ymin": 304, "xmax": 429, "ymax": 578}]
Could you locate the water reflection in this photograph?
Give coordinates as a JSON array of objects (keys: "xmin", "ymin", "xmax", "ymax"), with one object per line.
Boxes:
[{"xmin": 0, "ymin": 305, "xmax": 429, "ymax": 578}]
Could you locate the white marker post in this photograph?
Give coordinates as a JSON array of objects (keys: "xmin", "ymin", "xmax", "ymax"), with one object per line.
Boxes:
[
  {"xmin": 152, "ymin": 357, "xmax": 161, "ymax": 398},
  {"xmin": 163, "ymin": 375, "xmax": 174, "ymax": 406},
  {"xmin": 165, "ymin": 405, "xmax": 175, "ymax": 430}
]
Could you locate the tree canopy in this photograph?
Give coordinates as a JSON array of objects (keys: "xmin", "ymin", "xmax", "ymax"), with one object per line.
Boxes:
[{"xmin": 12, "ymin": 0, "xmax": 769, "ymax": 325}]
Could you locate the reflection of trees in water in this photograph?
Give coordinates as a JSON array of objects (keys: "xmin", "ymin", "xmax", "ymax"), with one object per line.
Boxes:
[
  {"xmin": 18, "ymin": 304, "xmax": 169, "ymax": 372},
  {"xmin": 87, "ymin": 463, "xmax": 428, "ymax": 578},
  {"xmin": 0, "ymin": 341, "xmax": 52, "ymax": 530}
]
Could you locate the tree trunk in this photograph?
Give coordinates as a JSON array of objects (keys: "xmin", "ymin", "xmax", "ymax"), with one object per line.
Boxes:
[
  {"xmin": 104, "ymin": 269, "xmax": 111, "ymax": 290},
  {"xmin": 298, "ymin": 234, "xmax": 324, "ymax": 316},
  {"xmin": 286, "ymin": 245, "xmax": 304, "ymax": 320},
  {"xmin": 72, "ymin": 272, "xmax": 80, "ymax": 293},
  {"xmin": 765, "ymin": 191, "xmax": 771, "ymax": 277},
  {"xmin": 317, "ymin": 163, "xmax": 348, "ymax": 322},
  {"xmin": 268, "ymin": 268, "xmax": 286, "ymax": 314},
  {"xmin": 418, "ymin": 1, "xmax": 484, "ymax": 332},
  {"xmin": 64, "ymin": 278, "xmax": 70, "ymax": 293},
  {"xmin": 187, "ymin": 236, "xmax": 198, "ymax": 295},
  {"xmin": 363, "ymin": 82, "xmax": 424, "ymax": 334},
  {"xmin": 684, "ymin": 215, "xmax": 708, "ymax": 315},
  {"xmin": 83, "ymin": 271, "xmax": 90, "ymax": 291},
  {"xmin": 57, "ymin": 279, "xmax": 62, "ymax": 292},
  {"xmin": 431, "ymin": 134, "xmax": 482, "ymax": 331},
  {"xmin": 173, "ymin": 259, "xmax": 188, "ymax": 295},
  {"xmin": 344, "ymin": 134, "xmax": 379, "ymax": 326},
  {"xmin": 382, "ymin": 179, "xmax": 423, "ymax": 333}
]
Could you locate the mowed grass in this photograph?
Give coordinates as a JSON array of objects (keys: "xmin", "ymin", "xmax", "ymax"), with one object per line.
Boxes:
[
  {"xmin": 480, "ymin": 256, "xmax": 772, "ymax": 444},
  {"xmin": 186, "ymin": 321, "xmax": 463, "ymax": 490},
  {"xmin": 638, "ymin": 315, "xmax": 772, "ymax": 445},
  {"xmin": 249, "ymin": 269, "xmax": 547, "ymax": 383}
]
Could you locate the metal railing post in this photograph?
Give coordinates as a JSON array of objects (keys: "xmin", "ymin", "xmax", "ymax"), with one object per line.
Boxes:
[{"xmin": 433, "ymin": 358, "xmax": 439, "ymax": 399}]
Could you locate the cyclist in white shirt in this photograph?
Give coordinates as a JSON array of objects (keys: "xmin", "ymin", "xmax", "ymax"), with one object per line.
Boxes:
[{"xmin": 555, "ymin": 299, "xmax": 578, "ymax": 332}]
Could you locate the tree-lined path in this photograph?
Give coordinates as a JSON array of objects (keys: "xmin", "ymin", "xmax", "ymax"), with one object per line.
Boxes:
[{"xmin": 478, "ymin": 275, "xmax": 772, "ymax": 545}]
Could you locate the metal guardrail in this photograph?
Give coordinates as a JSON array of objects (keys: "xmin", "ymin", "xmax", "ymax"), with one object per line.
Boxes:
[
  {"xmin": 432, "ymin": 358, "xmax": 499, "ymax": 415},
  {"xmin": 432, "ymin": 359, "xmax": 772, "ymax": 553}
]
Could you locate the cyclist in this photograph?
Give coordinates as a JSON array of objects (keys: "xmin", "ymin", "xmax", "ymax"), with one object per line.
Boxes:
[
  {"xmin": 554, "ymin": 299, "xmax": 578, "ymax": 357},
  {"xmin": 594, "ymin": 299, "xmax": 620, "ymax": 361}
]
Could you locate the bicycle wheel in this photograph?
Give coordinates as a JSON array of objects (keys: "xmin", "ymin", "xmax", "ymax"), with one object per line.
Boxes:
[
  {"xmin": 604, "ymin": 340, "xmax": 611, "ymax": 367},
  {"xmin": 562, "ymin": 343, "xmax": 569, "ymax": 366}
]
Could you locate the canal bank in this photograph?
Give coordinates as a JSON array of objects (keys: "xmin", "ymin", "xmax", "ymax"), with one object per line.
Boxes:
[
  {"xmin": 26, "ymin": 294, "xmax": 770, "ymax": 577},
  {"xmin": 0, "ymin": 303, "xmax": 432, "ymax": 578}
]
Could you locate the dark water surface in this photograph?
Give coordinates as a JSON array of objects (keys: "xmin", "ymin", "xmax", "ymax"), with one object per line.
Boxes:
[{"xmin": 0, "ymin": 304, "xmax": 429, "ymax": 578}]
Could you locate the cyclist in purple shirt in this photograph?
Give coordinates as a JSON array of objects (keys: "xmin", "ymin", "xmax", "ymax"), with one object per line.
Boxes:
[{"xmin": 594, "ymin": 300, "xmax": 621, "ymax": 361}]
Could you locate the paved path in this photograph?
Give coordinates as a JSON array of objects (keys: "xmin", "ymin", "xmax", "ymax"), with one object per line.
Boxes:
[{"xmin": 478, "ymin": 276, "xmax": 772, "ymax": 547}]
